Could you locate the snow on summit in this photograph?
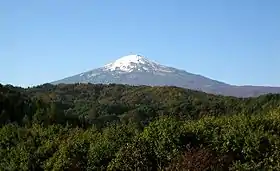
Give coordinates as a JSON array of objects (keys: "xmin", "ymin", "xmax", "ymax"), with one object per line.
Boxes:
[{"xmin": 104, "ymin": 54, "xmax": 165, "ymax": 72}]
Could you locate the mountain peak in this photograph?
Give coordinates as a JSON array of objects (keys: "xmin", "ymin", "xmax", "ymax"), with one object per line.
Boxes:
[
  {"xmin": 113, "ymin": 54, "xmax": 148, "ymax": 64},
  {"xmin": 104, "ymin": 54, "xmax": 159, "ymax": 72},
  {"xmin": 51, "ymin": 54, "xmax": 280, "ymax": 97}
]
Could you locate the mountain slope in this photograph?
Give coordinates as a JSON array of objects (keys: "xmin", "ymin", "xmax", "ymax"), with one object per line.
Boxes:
[{"xmin": 51, "ymin": 54, "xmax": 280, "ymax": 97}]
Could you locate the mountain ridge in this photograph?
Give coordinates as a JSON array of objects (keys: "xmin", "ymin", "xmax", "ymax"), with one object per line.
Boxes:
[{"xmin": 51, "ymin": 54, "xmax": 280, "ymax": 97}]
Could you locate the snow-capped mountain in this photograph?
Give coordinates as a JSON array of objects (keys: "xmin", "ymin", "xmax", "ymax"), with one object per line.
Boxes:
[
  {"xmin": 103, "ymin": 55, "xmax": 168, "ymax": 73},
  {"xmin": 51, "ymin": 54, "xmax": 280, "ymax": 97}
]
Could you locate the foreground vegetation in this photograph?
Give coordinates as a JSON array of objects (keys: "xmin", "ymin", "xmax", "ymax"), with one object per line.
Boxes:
[{"xmin": 1, "ymin": 83, "xmax": 280, "ymax": 170}]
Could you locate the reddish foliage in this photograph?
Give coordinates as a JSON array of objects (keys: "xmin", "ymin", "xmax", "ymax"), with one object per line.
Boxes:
[{"xmin": 166, "ymin": 147, "xmax": 233, "ymax": 171}]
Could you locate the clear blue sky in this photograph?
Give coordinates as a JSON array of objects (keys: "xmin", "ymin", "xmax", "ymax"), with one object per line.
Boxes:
[{"xmin": 1, "ymin": 0, "xmax": 279, "ymax": 87}]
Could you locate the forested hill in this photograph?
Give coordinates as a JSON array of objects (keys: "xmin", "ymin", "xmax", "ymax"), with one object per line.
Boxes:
[
  {"xmin": 1, "ymin": 83, "xmax": 280, "ymax": 127},
  {"xmin": 1, "ymin": 83, "xmax": 280, "ymax": 170}
]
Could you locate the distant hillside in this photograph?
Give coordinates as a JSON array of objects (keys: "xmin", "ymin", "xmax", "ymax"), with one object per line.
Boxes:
[{"xmin": 1, "ymin": 83, "xmax": 280, "ymax": 128}]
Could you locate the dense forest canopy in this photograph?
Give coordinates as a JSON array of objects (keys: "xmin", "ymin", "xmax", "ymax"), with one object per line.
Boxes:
[{"xmin": 1, "ymin": 83, "xmax": 280, "ymax": 170}]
